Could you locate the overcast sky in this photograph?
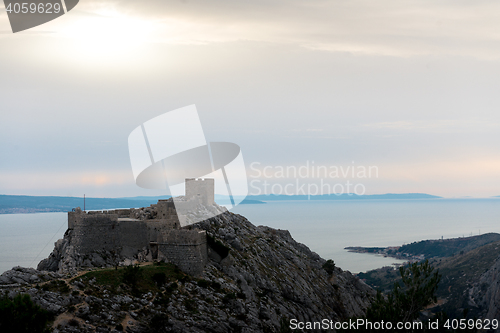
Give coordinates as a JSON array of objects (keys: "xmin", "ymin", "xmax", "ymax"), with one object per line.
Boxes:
[{"xmin": 2, "ymin": 0, "xmax": 500, "ymax": 198}]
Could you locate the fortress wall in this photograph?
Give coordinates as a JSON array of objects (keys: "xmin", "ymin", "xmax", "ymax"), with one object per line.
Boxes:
[
  {"xmin": 111, "ymin": 209, "xmax": 133, "ymax": 217},
  {"xmin": 144, "ymin": 220, "xmax": 179, "ymax": 243},
  {"xmin": 157, "ymin": 200, "xmax": 176, "ymax": 219},
  {"xmin": 163, "ymin": 230, "xmax": 206, "ymax": 245},
  {"xmin": 72, "ymin": 214, "xmax": 120, "ymax": 253},
  {"xmin": 67, "ymin": 194, "xmax": 211, "ymax": 275},
  {"xmin": 172, "ymin": 200, "xmax": 198, "ymax": 214},
  {"xmin": 159, "ymin": 230, "xmax": 208, "ymax": 276},
  {"xmin": 117, "ymin": 220, "xmax": 149, "ymax": 253},
  {"xmin": 68, "ymin": 212, "xmax": 80, "ymax": 230}
]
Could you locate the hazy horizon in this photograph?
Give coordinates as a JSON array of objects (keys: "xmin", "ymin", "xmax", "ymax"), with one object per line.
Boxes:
[{"xmin": 0, "ymin": 192, "xmax": 495, "ymax": 200}]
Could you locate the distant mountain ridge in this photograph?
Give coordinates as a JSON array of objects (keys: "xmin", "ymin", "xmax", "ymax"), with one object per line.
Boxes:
[
  {"xmin": 118, "ymin": 195, "xmax": 265, "ymax": 204},
  {"xmin": 0, "ymin": 195, "xmax": 158, "ymax": 214},
  {"xmin": 0, "ymin": 194, "xmax": 264, "ymax": 214},
  {"xmin": 0, "ymin": 192, "xmax": 441, "ymax": 214}
]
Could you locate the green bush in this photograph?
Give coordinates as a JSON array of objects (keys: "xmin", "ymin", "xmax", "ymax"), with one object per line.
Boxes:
[
  {"xmin": 42, "ymin": 280, "xmax": 69, "ymax": 294},
  {"xmin": 122, "ymin": 265, "xmax": 143, "ymax": 288},
  {"xmin": 147, "ymin": 314, "xmax": 169, "ymax": 333},
  {"xmin": 197, "ymin": 279, "xmax": 210, "ymax": 288},
  {"xmin": 210, "ymin": 281, "xmax": 221, "ymax": 291},
  {"xmin": 153, "ymin": 292, "xmax": 170, "ymax": 307},
  {"xmin": 222, "ymin": 292, "xmax": 237, "ymax": 304},
  {"xmin": 323, "ymin": 259, "xmax": 336, "ymax": 275},
  {"xmin": 0, "ymin": 294, "xmax": 52, "ymax": 333},
  {"xmin": 166, "ymin": 282, "xmax": 178, "ymax": 293},
  {"xmin": 183, "ymin": 298, "xmax": 197, "ymax": 312},
  {"xmin": 151, "ymin": 272, "xmax": 167, "ymax": 287},
  {"xmin": 207, "ymin": 234, "xmax": 230, "ymax": 259},
  {"xmin": 179, "ymin": 275, "xmax": 191, "ymax": 283},
  {"xmin": 279, "ymin": 316, "xmax": 292, "ymax": 333}
]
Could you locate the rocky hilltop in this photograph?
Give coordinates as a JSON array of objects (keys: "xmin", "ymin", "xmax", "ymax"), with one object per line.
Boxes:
[
  {"xmin": 0, "ymin": 210, "xmax": 374, "ymax": 333},
  {"xmin": 467, "ymin": 250, "xmax": 500, "ymax": 326},
  {"xmin": 357, "ymin": 235, "xmax": 500, "ymax": 330}
]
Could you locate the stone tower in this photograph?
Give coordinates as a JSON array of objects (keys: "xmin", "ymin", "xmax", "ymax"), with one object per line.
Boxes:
[{"xmin": 185, "ymin": 178, "xmax": 215, "ymax": 206}]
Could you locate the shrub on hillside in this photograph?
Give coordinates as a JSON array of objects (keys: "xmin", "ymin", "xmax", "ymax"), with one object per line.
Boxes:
[{"xmin": 0, "ymin": 293, "xmax": 51, "ymax": 333}]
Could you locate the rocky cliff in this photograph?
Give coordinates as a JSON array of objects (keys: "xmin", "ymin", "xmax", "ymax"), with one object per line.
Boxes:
[
  {"xmin": 467, "ymin": 254, "xmax": 500, "ymax": 331},
  {"xmin": 1, "ymin": 211, "xmax": 374, "ymax": 333}
]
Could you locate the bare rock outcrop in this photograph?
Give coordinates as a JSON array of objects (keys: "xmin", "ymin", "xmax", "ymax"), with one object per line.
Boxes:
[
  {"xmin": 2, "ymin": 210, "xmax": 375, "ymax": 332},
  {"xmin": 468, "ymin": 255, "xmax": 500, "ymax": 331}
]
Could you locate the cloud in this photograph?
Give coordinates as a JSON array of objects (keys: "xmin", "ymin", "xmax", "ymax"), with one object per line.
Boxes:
[
  {"xmin": 290, "ymin": 128, "xmax": 324, "ymax": 132},
  {"xmin": 2, "ymin": 0, "xmax": 500, "ymax": 198},
  {"xmin": 361, "ymin": 119, "xmax": 500, "ymax": 133},
  {"xmin": 57, "ymin": 0, "xmax": 500, "ymax": 59},
  {"xmin": 0, "ymin": 170, "xmax": 133, "ymax": 192},
  {"xmin": 4, "ymin": 0, "xmax": 500, "ymax": 59}
]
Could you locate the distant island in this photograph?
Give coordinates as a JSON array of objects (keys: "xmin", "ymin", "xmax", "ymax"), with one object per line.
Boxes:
[
  {"xmin": 0, "ymin": 194, "xmax": 265, "ymax": 214},
  {"xmin": 0, "ymin": 193, "xmax": 444, "ymax": 214}
]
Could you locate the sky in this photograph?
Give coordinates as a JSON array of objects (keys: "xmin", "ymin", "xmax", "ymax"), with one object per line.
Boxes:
[{"xmin": 2, "ymin": 0, "xmax": 500, "ymax": 198}]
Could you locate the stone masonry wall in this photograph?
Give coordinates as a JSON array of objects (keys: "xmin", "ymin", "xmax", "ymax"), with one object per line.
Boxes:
[
  {"xmin": 117, "ymin": 220, "xmax": 149, "ymax": 255},
  {"xmin": 72, "ymin": 214, "xmax": 120, "ymax": 253},
  {"xmin": 144, "ymin": 220, "xmax": 179, "ymax": 243},
  {"xmin": 159, "ymin": 230, "xmax": 208, "ymax": 276}
]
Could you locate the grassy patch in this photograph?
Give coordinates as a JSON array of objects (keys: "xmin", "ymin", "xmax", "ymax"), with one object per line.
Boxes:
[
  {"xmin": 357, "ymin": 266, "xmax": 400, "ymax": 293},
  {"xmin": 74, "ymin": 263, "xmax": 186, "ymax": 294},
  {"xmin": 41, "ymin": 280, "xmax": 70, "ymax": 294}
]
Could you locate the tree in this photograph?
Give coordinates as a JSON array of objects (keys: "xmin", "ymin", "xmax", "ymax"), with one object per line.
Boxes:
[
  {"xmin": 0, "ymin": 293, "xmax": 51, "ymax": 333},
  {"xmin": 366, "ymin": 260, "xmax": 441, "ymax": 324},
  {"xmin": 152, "ymin": 272, "xmax": 167, "ymax": 287},
  {"xmin": 323, "ymin": 259, "xmax": 336, "ymax": 275},
  {"xmin": 122, "ymin": 264, "xmax": 143, "ymax": 290}
]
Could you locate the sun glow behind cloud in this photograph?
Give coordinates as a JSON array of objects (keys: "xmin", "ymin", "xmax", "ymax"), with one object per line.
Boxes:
[
  {"xmin": 58, "ymin": 10, "xmax": 157, "ymax": 65},
  {"xmin": 49, "ymin": 0, "xmax": 500, "ymax": 60}
]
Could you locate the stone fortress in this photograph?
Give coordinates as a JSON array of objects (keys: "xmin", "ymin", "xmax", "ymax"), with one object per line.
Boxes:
[{"xmin": 64, "ymin": 178, "xmax": 222, "ymax": 276}]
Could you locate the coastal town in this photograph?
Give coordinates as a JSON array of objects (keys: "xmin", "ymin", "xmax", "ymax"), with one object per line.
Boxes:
[{"xmin": 345, "ymin": 245, "xmax": 426, "ymax": 267}]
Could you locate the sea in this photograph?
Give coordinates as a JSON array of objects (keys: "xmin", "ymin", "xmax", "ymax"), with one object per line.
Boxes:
[{"xmin": 1, "ymin": 198, "xmax": 500, "ymax": 275}]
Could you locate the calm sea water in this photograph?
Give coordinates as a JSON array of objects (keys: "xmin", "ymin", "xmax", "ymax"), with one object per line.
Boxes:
[
  {"xmin": 1, "ymin": 199, "xmax": 500, "ymax": 275},
  {"xmin": 0, "ymin": 212, "xmax": 67, "ymax": 275},
  {"xmin": 232, "ymin": 199, "xmax": 500, "ymax": 273}
]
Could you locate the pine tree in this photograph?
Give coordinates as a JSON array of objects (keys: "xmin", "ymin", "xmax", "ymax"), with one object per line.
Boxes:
[{"xmin": 366, "ymin": 260, "xmax": 441, "ymax": 328}]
